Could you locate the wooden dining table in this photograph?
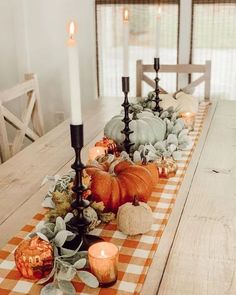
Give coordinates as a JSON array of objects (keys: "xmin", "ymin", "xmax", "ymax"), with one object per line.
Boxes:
[{"xmin": 0, "ymin": 98, "xmax": 236, "ymax": 295}]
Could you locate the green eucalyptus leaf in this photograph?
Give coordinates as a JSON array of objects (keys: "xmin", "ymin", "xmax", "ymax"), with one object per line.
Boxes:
[
  {"xmin": 55, "ymin": 217, "xmax": 66, "ymax": 233},
  {"xmin": 40, "ymin": 227, "xmax": 55, "ymax": 239},
  {"xmin": 58, "ymin": 280, "xmax": 76, "ymax": 295},
  {"xmin": 57, "ymin": 266, "xmax": 76, "ymax": 281},
  {"xmin": 54, "ymin": 230, "xmax": 73, "ymax": 247},
  {"xmin": 27, "ymin": 232, "xmax": 37, "ymax": 239},
  {"xmin": 167, "ymin": 134, "xmax": 178, "ymax": 146},
  {"xmin": 73, "ymin": 258, "xmax": 86, "ymax": 270},
  {"xmin": 42, "ymin": 197, "xmax": 55, "ymax": 209},
  {"xmin": 178, "ymin": 129, "xmax": 189, "ymax": 137},
  {"xmin": 65, "ymin": 233, "xmax": 76, "ymax": 242},
  {"xmin": 167, "ymin": 144, "xmax": 177, "ymax": 154},
  {"xmin": 77, "ymin": 270, "xmax": 99, "ymax": 288},
  {"xmin": 178, "ymin": 134, "xmax": 190, "ymax": 145},
  {"xmin": 40, "ymin": 283, "xmax": 62, "ymax": 295},
  {"xmin": 57, "ymin": 259, "xmax": 72, "ymax": 268},
  {"xmin": 160, "ymin": 111, "xmax": 169, "ymax": 119},
  {"xmin": 154, "ymin": 141, "xmax": 166, "ymax": 152},
  {"xmin": 36, "ymin": 221, "xmax": 46, "ymax": 232},
  {"xmin": 64, "ymin": 213, "xmax": 74, "ymax": 223},
  {"xmin": 60, "ymin": 247, "xmax": 76, "ymax": 257},
  {"xmin": 133, "ymin": 150, "xmax": 141, "ymax": 163},
  {"xmin": 36, "ymin": 232, "xmax": 49, "ymax": 242},
  {"xmin": 45, "ymin": 222, "xmax": 56, "ymax": 231},
  {"xmin": 54, "ymin": 245, "xmax": 59, "ymax": 257},
  {"xmin": 172, "ymin": 150, "xmax": 182, "ymax": 160}
]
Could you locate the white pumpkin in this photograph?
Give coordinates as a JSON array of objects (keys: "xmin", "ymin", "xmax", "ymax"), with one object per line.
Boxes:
[
  {"xmin": 117, "ymin": 198, "xmax": 153, "ymax": 235},
  {"xmin": 104, "ymin": 110, "xmax": 166, "ymax": 150},
  {"xmin": 160, "ymin": 91, "xmax": 198, "ymax": 114},
  {"xmin": 175, "ymin": 91, "xmax": 198, "ymax": 113},
  {"xmin": 159, "ymin": 93, "xmax": 179, "ymax": 110}
]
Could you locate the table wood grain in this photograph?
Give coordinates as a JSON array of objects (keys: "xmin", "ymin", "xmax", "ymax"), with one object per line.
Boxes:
[{"xmin": 0, "ymin": 99, "xmax": 235, "ymax": 295}]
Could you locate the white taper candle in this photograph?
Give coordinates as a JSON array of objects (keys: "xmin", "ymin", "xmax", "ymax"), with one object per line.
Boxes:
[
  {"xmin": 123, "ymin": 8, "xmax": 129, "ymax": 77},
  {"xmin": 155, "ymin": 6, "xmax": 162, "ymax": 58},
  {"xmin": 67, "ymin": 21, "xmax": 82, "ymax": 125}
]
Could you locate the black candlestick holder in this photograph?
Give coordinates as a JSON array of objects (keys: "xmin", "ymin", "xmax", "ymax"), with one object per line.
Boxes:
[
  {"xmin": 64, "ymin": 124, "xmax": 102, "ymax": 251},
  {"xmin": 121, "ymin": 77, "xmax": 134, "ymax": 157},
  {"xmin": 152, "ymin": 57, "xmax": 162, "ymax": 113}
]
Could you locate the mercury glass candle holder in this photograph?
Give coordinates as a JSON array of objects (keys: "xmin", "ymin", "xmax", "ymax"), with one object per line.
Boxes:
[{"xmin": 88, "ymin": 242, "xmax": 119, "ymax": 287}]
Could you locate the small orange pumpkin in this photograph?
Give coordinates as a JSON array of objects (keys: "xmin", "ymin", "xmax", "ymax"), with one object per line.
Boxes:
[
  {"xmin": 86, "ymin": 160, "xmax": 158, "ymax": 213},
  {"xmin": 14, "ymin": 236, "xmax": 54, "ymax": 280}
]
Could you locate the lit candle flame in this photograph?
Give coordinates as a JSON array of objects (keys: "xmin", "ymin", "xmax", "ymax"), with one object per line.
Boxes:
[
  {"xmin": 123, "ymin": 8, "xmax": 129, "ymax": 21},
  {"xmin": 184, "ymin": 112, "xmax": 192, "ymax": 116},
  {"xmin": 69, "ymin": 21, "xmax": 76, "ymax": 39},
  {"xmin": 101, "ymin": 250, "xmax": 106, "ymax": 257},
  {"xmin": 158, "ymin": 6, "xmax": 162, "ymax": 15}
]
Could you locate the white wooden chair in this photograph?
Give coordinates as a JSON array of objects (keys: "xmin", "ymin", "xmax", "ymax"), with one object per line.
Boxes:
[
  {"xmin": 136, "ymin": 60, "xmax": 211, "ymax": 101},
  {"xmin": 0, "ymin": 73, "xmax": 44, "ymax": 163}
]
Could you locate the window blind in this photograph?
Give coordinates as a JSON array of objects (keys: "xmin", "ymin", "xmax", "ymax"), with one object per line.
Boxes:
[
  {"xmin": 96, "ymin": 0, "xmax": 179, "ymax": 97},
  {"xmin": 191, "ymin": 0, "xmax": 236, "ymax": 100}
]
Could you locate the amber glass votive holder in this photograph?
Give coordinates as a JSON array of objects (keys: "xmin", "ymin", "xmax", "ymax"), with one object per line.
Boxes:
[
  {"xmin": 180, "ymin": 112, "xmax": 196, "ymax": 131},
  {"xmin": 88, "ymin": 242, "xmax": 119, "ymax": 287},
  {"xmin": 88, "ymin": 146, "xmax": 107, "ymax": 161}
]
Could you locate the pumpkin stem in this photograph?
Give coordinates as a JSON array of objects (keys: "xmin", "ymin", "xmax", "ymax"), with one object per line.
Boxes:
[
  {"xmin": 132, "ymin": 111, "xmax": 139, "ymax": 120},
  {"xmin": 142, "ymin": 157, "xmax": 147, "ymax": 165},
  {"xmin": 132, "ymin": 196, "xmax": 140, "ymax": 206}
]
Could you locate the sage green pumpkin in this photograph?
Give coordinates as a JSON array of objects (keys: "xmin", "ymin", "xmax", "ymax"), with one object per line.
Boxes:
[{"xmin": 104, "ymin": 110, "xmax": 166, "ymax": 150}]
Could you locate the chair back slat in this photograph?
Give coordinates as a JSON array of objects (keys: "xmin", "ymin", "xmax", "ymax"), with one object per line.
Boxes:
[
  {"xmin": 0, "ymin": 73, "xmax": 44, "ymax": 163},
  {"xmin": 136, "ymin": 60, "xmax": 211, "ymax": 100}
]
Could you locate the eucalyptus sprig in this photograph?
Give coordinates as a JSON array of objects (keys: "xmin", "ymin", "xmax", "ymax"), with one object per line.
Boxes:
[{"xmin": 28, "ymin": 214, "xmax": 99, "ymax": 294}]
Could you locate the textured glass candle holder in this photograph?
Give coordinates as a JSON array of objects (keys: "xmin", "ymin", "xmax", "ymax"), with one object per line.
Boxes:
[
  {"xmin": 88, "ymin": 242, "xmax": 119, "ymax": 287},
  {"xmin": 180, "ymin": 112, "xmax": 196, "ymax": 131}
]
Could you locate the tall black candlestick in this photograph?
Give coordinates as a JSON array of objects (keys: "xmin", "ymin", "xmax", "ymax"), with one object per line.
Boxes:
[
  {"xmin": 64, "ymin": 124, "xmax": 102, "ymax": 251},
  {"xmin": 152, "ymin": 57, "xmax": 162, "ymax": 112},
  {"xmin": 121, "ymin": 77, "xmax": 134, "ymax": 157}
]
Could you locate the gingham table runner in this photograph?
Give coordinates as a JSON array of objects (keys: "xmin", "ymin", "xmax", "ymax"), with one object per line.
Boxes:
[{"xmin": 0, "ymin": 103, "xmax": 209, "ymax": 295}]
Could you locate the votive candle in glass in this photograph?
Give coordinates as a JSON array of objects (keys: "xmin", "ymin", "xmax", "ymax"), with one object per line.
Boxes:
[
  {"xmin": 89, "ymin": 146, "xmax": 107, "ymax": 161},
  {"xmin": 180, "ymin": 112, "xmax": 196, "ymax": 131},
  {"xmin": 88, "ymin": 242, "xmax": 119, "ymax": 287}
]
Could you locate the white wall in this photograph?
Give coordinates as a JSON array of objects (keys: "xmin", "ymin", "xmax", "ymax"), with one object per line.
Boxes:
[
  {"xmin": 0, "ymin": 0, "xmax": 97, "ymax": 131},
  {"xmin": 0, "ymin": 0, "xmax": 18, "ymax": 89}
]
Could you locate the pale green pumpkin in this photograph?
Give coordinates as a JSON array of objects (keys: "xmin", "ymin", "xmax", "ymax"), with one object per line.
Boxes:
[{"xmin": 104, "ymin": 110, "xmax": 166, "ymax": 150}]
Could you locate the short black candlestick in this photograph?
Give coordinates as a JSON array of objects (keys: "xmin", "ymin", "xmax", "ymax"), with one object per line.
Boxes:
[
  {"xmin": 121, "ymin": 77, "xmax": 134, "ymax": 157},
  {"xmin": 153, "ymin": 57, "xmax": 162, "ymax": 113},
  {"xmin": 64, "ymin": 124, "xmax": 102, "ymax": 251}
]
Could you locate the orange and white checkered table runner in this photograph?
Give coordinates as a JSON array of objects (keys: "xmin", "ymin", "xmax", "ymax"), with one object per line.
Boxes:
[{"xmin": 0, "ymin": 103, "xmax": 209, "ymax": 295}]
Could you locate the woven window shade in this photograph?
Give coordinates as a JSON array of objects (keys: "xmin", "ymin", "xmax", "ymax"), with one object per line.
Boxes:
[
  {"xmin": 191, "ymin": 0, "xmax": 236, "ymax": 99},
  {"xmin": 96, "ymin": 0, "xmax": 179, "ymax": 97}
]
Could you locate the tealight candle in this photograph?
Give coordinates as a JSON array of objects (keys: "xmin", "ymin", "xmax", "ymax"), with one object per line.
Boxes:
[
  {"xmin": 88, "ymin": 146, "xmax": 107, "ymax": 161},
  {"xmin": 180, "ymin": 112, "xmax": 196, "ymax": 131},
  {"xmin": 88, "ymin": 242, "xmax": 119, "ymax": 287}
]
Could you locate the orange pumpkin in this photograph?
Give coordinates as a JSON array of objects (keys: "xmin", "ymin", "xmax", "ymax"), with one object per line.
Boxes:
[
  {"xmin": 14, "ymin": 236, "xmax": 54, "ymax": 280},
  {"xmin": 137, "ymin": 162, "xmax": 159, "ymax": 186},
  {"xmin": 86, "ymin": 160, "xmax": 158, "ymax": 213}
]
